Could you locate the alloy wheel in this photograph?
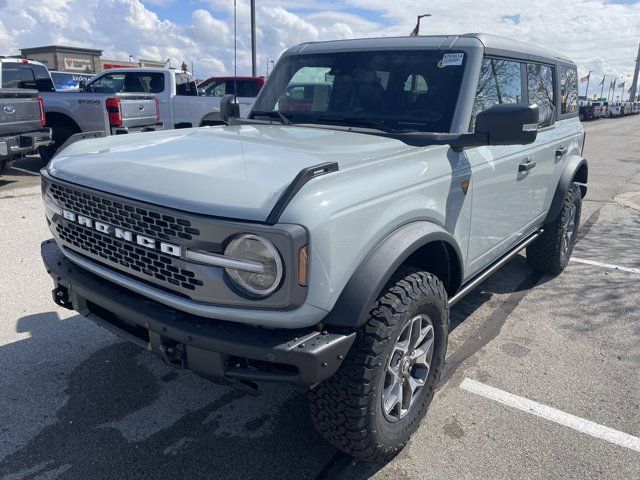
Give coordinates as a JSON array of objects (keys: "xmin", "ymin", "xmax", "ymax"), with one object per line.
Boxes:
[{"xmin": 382, "ymin": 314, "xmax": 435, "ymax": 422}]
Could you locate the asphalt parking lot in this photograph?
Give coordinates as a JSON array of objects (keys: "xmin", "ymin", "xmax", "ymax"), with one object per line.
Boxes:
[{"xmin": 1, "ymin": 117, "xmax": 639, "ymax": 479}]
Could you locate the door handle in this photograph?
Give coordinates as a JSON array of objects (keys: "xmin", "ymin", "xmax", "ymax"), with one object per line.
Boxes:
[
  {"xmin": 518, "ymin": 159, "xmax": 537, "ymax": 172},
  {"xmin": 555, "ymin": 146, "xmax": 568, "ymax": 157}
]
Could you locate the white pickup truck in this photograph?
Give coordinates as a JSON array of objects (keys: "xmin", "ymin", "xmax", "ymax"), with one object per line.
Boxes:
[
  {"xmin": 0, "ymin": 58, "xmax": 162, "ymax": 162},
  {"xmin": 84, "ymin": 68, "xmax": 222, "ymax": 129}
]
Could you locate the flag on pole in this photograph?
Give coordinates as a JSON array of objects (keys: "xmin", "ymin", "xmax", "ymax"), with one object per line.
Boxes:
[
  {"xmin": 598, "ymin": 78, "xmax": 605, "ymax": 86},
  {"xmin": 610, "ymin": 80, "xmax": 616, "ymax": 88},
  {"xmin": 409, "ymin": 21, "xmax": 420, "ymax": 36},
  {"xmin": 580, "ymin": 72, "xmax": 591, "ymax": 83},
  {"xmin": 619, "ymin": 82, "xmax": 626, "ymax": 88}
]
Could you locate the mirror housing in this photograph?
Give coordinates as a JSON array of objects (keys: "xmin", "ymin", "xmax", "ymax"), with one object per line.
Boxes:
[
  {"xmin": 220, "ymin": 94, "xmax": 240, "ymax": 124},
  {"xmin": 475, "ymin": 103, "xmax": 539, "ymax": 146},
  {"xmin": 78, "ymin": 80, "xmax": 87, "ymax": 92}
]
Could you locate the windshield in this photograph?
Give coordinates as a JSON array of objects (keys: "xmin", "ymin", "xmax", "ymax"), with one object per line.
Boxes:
[{"xmin": 250, "ymin": 50, "xmax": 466, "ymax": 133}]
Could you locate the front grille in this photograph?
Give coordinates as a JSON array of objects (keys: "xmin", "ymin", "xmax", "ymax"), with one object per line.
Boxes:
[
  {"xmin": 56, "ymin": 221, "xmax": 203, "ymax": 292},
  {"xmin": 49, "ymin": 183, "xmax": 201, "ymax": 242}
]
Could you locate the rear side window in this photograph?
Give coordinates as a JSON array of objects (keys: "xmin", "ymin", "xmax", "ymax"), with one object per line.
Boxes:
[
  {"xmin": 175, "ymin": 74, "xmax": 197, "ymax": 96},
  {"xmin": 527, "ymin": 63, "xmax": 555, "ymax": 127},
  {"xmin": 87, "ymin": 72, "xmax": 164, "ymax": 94},
  {"xmin": 235, "ymin": 80, "xmax": 260, "ymax": 98},
  {"xmin": 472, "ymin": 58, "xmax": 523, "ymax": 126},
  {"xmin": 560, "ymin": 66, "xmax": 578, "ymax": 115},
  {"xmin": 1, "ymin": 63, "xmax": 55, "ymax": 92}
]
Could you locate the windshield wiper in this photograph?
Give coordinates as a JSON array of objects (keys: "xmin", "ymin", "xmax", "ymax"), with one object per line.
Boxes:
[
  {"xmin": 313, "ymin": 116, "xmax": 397, "ymax": 133},
  {"xmin": 251, "ymin": 110, "xmax": 292, "ymax": 125}
]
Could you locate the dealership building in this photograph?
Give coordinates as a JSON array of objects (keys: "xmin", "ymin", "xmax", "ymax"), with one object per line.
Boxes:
[{"xmin": 19, "ymin": 45, "xmax": 166, "ymax": 73}]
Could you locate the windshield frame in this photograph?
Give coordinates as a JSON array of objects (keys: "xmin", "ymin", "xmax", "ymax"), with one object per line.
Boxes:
[{"xmin": 249, "ymin": 49, "xmax": 469, "ymax": 134}]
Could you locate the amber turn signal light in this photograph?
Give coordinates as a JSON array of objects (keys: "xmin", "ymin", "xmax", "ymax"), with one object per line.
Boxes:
[{"xmin": 298, "ymin": 246, "xmax": 309, "ymax": 286}]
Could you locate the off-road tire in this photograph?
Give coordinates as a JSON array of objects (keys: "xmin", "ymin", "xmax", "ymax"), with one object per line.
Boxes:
[
  {"xmin": 526, "ymin": 183, "xmax": 582, "ymax": 274},
  {"xmin": 309, "ymin": 269, "xmax": 449, "ymax": 461}
]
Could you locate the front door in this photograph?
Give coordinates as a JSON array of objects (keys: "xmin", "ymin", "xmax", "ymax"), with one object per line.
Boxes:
[
  {"xmin": 463, "ymin": 57, "xmax": 540, "ymax": 277},
  {"xmin": 464, "ymin": 144, "xmax": 538, "ymax": 278}
]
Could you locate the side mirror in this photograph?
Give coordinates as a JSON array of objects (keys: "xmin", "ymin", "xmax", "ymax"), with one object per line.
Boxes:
[
  {"xmin": 475, "ymin": 103, "xmax": 540, "ymax": 146},
  {"xmin": 78, "ymin": 80, "xmax": 87, "ymax": 91},
  {"xmin": 197, "ymin": 87, "xmax": 205, "ymax": 96},
  {"xmin": 220, "ymin": 94, "xmax": 240, "ymax": 124}
]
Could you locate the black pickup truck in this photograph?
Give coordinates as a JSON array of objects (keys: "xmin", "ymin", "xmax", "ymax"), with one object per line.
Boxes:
[{"xmin": 0, "ymin": 88, "xmax": 52, "ymax": 172}]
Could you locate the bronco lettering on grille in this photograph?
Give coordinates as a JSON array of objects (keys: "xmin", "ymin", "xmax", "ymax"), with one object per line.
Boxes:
[{"xmin": 62, "ymin": 209, "xmax": 182, "ymax": 258}]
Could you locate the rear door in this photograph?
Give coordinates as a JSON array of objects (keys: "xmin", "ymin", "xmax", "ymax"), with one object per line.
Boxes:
[
  {"xmin": 464, "ymin": 57, "xmax": 539, "ymax": 277},
  {"xmin": 525, "ymin": 62, "xmax": 559, "ymax": 217},
  {"xmin": 529, "ymin": 64, "xmax": 583, "ymax": 216},
  {"xmin": 173, "ymin": 73, "xmax": 198, "ymax": 126}
]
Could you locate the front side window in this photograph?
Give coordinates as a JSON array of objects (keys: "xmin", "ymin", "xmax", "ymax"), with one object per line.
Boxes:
[
  {"xmin": 472, "ymin": 58, "xmax": 523, "ymax": 125},
  {"xmin": 251, "ymin": 50, "xmax": 467, "ymax": 133},
  {"xmin": 527, "ymin": 63, "xmax": 555, "ymax": 127},
  {"xmin": 203, "ymin": 80, "xmax": 227, "ymax": 97},
  {"xmin": 560, "ymin": 66, "xmax": 578, "ymax": 115}
]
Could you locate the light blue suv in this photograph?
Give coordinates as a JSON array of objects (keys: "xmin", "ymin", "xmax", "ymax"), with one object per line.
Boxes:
[{"xmin": 41, "ymin": 34, "xmax": 587, "ymax": 460}]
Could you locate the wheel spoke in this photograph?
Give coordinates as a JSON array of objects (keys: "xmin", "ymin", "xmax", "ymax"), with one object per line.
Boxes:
[
  {"xmin": 383, "ymin": 313, "xmax": 436, "ymax": 421},
  {"xmin": 383, "ymin": 375, "xmax": 401, "ymax": 416},
  {"xmin": 412, "ymin": 336, "xmax": 434, "ymax": 369}
]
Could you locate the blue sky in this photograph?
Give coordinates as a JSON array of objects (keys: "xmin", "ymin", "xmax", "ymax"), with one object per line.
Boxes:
[
  {"xmin": 1, "ymin": 0, "xmax": 639, "ymax": 87},
  {"xmin": 145, "ymin": 1, "xmax": 388, "ymax": 26}
]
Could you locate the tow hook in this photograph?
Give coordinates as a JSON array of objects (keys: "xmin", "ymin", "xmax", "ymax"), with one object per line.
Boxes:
[
  {"xmin": 52, "ymin": 286, "xmax": 73, "ymax": 310},
  {"xmin": 158, "ymin": 342, "xmax": 186, "ymax": 369}
]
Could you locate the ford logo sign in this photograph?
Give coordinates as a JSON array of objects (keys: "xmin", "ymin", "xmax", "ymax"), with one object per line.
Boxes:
[
  {"xmin": 3, "ymin": 105, "xmax": 16, "ymax": 114},
  {"xmin": 138, "ymin": 104, "xmax": 144, "ymax": 111}
]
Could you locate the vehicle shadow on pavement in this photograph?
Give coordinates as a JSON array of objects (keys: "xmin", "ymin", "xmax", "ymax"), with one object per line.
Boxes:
[
  {"xmin": 0, "ymin": 255, "xmax": 557, "ymax": 480},
  {"xmin": 0, "ymin": 313, "xmax": 335, "ymax": 480},
  {"xmin": 449, "ymin": 254, "xmax": 553, "ymax": 331}
]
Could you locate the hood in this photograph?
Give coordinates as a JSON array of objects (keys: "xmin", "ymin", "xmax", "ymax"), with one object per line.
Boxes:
[{"xmin": 48, "ymin": 124, "xmax": 413, "ymax": 221}]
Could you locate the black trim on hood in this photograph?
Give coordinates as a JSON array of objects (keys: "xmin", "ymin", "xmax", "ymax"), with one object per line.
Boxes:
[{"xmin": 266, "ymin": 162, "xmax": 339, "ymax": 225}]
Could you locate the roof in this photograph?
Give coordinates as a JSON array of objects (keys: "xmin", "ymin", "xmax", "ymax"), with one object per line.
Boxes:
[
  {"xmin": 289, "ymin": 33, "xmax": 574, "ymax": 65},
  {"xmin": 20, "ymin": 45, "xmax": 103, "ymax": 55}
]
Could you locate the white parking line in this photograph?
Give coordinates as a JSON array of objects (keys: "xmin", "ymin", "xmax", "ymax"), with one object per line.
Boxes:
[
  {"xmin": 460, "ymin": 378, "xmax": 640, "ymax": 453},
  {"xmin": 10, "ymin": 167, "xmax": 40, "ymax": 176},
  {"xmin": 570, "ymin": 257, "xmax": 640, "ymax": 274}
]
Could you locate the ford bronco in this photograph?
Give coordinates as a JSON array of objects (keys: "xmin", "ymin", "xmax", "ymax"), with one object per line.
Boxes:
[{"xmin": 41, "ymin": 34, "xmax": 587, "ymax": 460}]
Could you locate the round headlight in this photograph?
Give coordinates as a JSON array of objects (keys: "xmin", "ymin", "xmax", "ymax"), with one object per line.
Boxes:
[{"xmin": 224, "ymin": 234, "xmax": 283, "ymax": 297}]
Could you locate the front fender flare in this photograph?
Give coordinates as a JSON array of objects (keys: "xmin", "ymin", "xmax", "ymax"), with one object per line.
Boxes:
[
  {"xmin": 544, "ymin": 155, "xmax": 588, "ymax": 224},
  {"xmin": 322, "ymin": 221, "xmax": 463, "ymax": 328}
]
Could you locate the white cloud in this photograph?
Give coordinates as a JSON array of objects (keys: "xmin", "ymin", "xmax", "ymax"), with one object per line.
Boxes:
[{"xmin": 0, "ymin": 0, "xmax": 638, "ymax": 88}]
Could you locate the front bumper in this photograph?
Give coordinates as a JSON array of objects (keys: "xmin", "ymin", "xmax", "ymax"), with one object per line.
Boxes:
[
  {"xmin": 111, "ymin": 122, "xmax": 163, "ymax": 135},
  {"xmin": 42, "ymin": 239, "xmax": 354, "ymax": 387},
  {"xmin": 0, "ymin": 128, "xmax": 52, "ymax": 158}
]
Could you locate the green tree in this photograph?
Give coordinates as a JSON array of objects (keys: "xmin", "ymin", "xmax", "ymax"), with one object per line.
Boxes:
[{"xmin": 181, "ymin": 61, "xmax": 188, "ymax": 72}]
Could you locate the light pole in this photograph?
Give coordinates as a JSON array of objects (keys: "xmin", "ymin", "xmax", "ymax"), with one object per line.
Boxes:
[
  {"xmin": 266, "ymin": 58, "xmax": 274, "ymax": 76},
  {"xmin": 251, "ymin": 0, "xmax": 257, "ymax": 77}
]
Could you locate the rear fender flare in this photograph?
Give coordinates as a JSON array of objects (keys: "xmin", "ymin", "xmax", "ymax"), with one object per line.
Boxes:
[
  {"xmin": 544, "ymin": 155, "xmax": 588, "ymax": 224},
  {"xmin": 322, "ymin": 221, "xmax": 463, "ymax": 328}
]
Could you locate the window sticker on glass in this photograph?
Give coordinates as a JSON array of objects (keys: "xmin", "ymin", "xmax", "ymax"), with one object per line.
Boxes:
[{"xmin": 438, "ymin": 53, "xmax": 464, "ymax": 68}]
